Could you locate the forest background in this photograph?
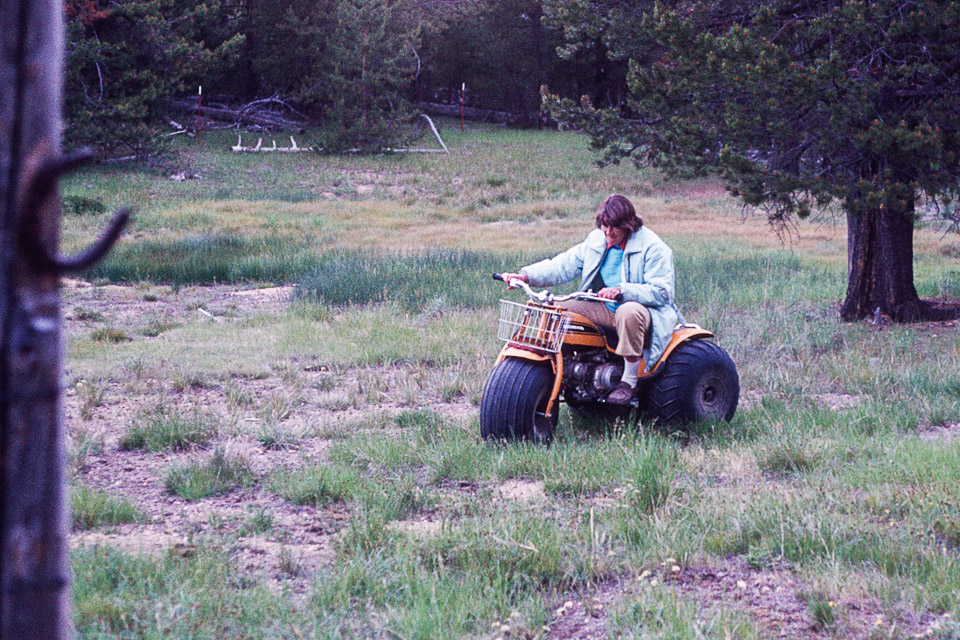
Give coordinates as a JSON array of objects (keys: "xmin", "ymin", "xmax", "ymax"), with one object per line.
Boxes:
[
  {"xmin": 65, "ymin": 0, "xmax": 613, "ymax": 156},
  {"xmin": 65, "ymin": 0, "xmax": 960, "ymax": 322}
]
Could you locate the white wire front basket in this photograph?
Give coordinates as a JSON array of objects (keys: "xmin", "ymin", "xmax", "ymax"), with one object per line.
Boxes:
[{"xmin": 497, "ymin": 300, "xmax": 571, "ymax": 353}]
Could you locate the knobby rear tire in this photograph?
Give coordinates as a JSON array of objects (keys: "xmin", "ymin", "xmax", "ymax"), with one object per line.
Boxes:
[
  {"xmin": 480, "ymin": 358, "xmax": 557, "ymax": 444},
  {"xmin": 647, "ymin": 340, "xmax": 739, "ymax": 425}
]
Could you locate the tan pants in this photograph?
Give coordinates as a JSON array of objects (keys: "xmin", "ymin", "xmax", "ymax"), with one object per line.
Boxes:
[{"xmin": 559, "ymin": 300, "xmax": 651, "ymax": 359}]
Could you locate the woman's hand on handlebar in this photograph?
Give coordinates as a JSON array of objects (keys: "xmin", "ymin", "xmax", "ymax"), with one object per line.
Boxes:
[
  {"xmin": 598, "ymin": 286, "xmax": 622, "ymax": 300},
  {"xmin": 499, "ymin": 272, "xmax": 528, "ymax": 289}
]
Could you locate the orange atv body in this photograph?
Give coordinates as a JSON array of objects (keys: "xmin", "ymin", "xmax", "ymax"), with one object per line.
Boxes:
[{"xmin": 481, "ymin": 298, "xmax": 738, "ymax": 444}]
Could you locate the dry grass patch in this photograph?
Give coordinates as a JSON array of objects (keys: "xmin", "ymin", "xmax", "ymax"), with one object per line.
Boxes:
[
  {"xmin": 497, "ymin": 478, "xmax": 547, "ymax": 504},
  {"xmin": 681, "ymin": 447, "xmax": 762, "ymax": 485},
  {"xmin": 386, "ymin": 519, "xmax": 445, "ymax": 538},
  {"xmin": 918, "ymin": 422, "xmax": 960, "ymax": 441},
  {"xmin": 71, "ymin": 529, "xmax": 188, "ymax": 557},
  {"xmin": 814, "ymin": 392, "xmax": 866, "ymax": 411}
]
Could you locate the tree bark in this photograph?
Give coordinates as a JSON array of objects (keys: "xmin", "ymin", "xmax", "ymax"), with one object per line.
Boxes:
[
  {"xmin": 841, "ymin": 204, "xmax": 932, "ymax": 322},
  {"xmin": 531, "ymin": 1, "xmax": 547, "ymax": 130},
  {"xmin": 0, "ymin": 0, "xmax": 71, "ymax": 638}
]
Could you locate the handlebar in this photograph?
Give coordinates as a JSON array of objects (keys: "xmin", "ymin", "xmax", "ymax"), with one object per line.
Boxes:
[{"xmin": 492, "ymin": 273, "xmax": 624, "ymax": 305}]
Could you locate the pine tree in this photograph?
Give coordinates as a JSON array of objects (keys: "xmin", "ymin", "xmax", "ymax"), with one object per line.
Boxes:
[
  {"xmin": 413, "ymin": 0, "xmax": 619, "ymax": 119},
  {"xmin": 64, "ymin": 0, "xmax": 236, "ymax": 159},
  {"xmin": 544, "ymin": 0, "xmax": 960, "ymax": 321},
  {"xmin": 312, "ymin": 0, "xmax": 420, "ymax": 153}
]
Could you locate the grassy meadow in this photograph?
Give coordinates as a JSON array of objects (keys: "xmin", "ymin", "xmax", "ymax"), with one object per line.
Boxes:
[{"xmin": 63, "ymin": 121, "xmax": 960, "ymax": 639}]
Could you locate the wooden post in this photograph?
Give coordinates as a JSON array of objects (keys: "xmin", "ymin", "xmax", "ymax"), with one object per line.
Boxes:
[{"xmin": 0, "ymin": 0, "xmax": 71, "ymax": 638}]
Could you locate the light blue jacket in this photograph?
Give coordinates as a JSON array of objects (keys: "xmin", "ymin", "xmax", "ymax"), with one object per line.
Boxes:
[{"xmin": 520, "ymin": 227, "xmax": 682, "ymax": 369}]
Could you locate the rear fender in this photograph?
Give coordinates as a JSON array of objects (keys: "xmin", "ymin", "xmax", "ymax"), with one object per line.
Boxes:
[
  {"xmin": 494, "ymin": 346, "xmax": 564, "ymax": 418},
  {"xmin": 642, "ymin": 324, "xmax": 715, "ymax": 377}
]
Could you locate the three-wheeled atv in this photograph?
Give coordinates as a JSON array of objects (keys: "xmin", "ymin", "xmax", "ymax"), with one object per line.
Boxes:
[{"xmin": 480, "ymin": 274, "xmax": 739, "ymax": 443}]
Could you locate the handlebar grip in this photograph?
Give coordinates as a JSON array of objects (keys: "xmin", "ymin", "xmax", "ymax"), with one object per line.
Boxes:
[{"xmin": 492, "ymin": 273, "xmax": 505, "ymax": 282}]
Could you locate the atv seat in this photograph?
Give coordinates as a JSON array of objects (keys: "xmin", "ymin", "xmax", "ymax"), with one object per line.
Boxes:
[
  {"xmin": 560, "ymin": 300, "xmax": 651, "ymax": 352},
  {"xmin": 598, "ymin": 324, "xmax": 619, "ymax": 349}
]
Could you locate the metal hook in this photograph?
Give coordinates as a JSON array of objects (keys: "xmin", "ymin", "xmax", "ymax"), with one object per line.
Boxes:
[
  {"xmin": 18, "ymin": 149, "xmax": 130, "ymax": 273},
  {"xmin": 49, "ymin": 207, "xmax": 131, "ymax": 272}
]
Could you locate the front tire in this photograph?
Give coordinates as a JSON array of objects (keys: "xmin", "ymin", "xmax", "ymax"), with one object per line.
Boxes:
[
  {"xmin": 647, "ymin": 340, "xmax": 739, "ymax": 425},
  {"xmin": 480, "ymin": 358, "xmax": 557, "ymax": 444}
]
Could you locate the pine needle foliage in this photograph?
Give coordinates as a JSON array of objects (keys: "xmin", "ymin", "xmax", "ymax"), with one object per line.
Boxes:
[
  {"xmin": 543, "ymin": 0, "xmax": 960, "ymax": 320},
  {"xmin": 312, "ymin": 0, "xmax": 420, "ymax": 153}
]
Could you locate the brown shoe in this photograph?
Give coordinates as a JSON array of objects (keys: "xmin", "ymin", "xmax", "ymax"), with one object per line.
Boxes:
[{"xmin": 606, "ymin": 381, "xmax": 637, "ymax": 405}]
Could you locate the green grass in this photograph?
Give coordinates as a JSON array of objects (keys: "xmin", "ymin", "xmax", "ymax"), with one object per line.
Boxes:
[
  {"xmin": 71, "ymin": 484, "xmax": 145, "ymax": 530},
  {"xmin": 119, "ymin": 404, "xmax": 221, "ymax": 452},
  {"xmin": 74, "ymin": 377, "xmax": 107, "ymax": 421},
  {"xmin": 164, "ymin": 448, "xmax": 255, "ymax": 501},
  {"xmin": 61, "ymin": 123, "xmax": 657, "ymax": 217},
  {"xmin": 313, "ymin": 506, "xmax": 591, "ymax": 639},
  {"xmin": 297, "ymin": 249, "xmax": 522, "ymax": 312},
  {"xmin": 73, "ymin": 545, "xmax": 292, "ymax": 638},
  {"xmin": 64, "ymin": 123, "xmax": 960, "ymax": 638},
  {"xmin": 677, "ymin": 250, "xmax": 845, "ymax": 309},
  {"xmin": 239, "ymin": 508, "xmax": 274, "ymax": 536},
  {"xmin": 268, "ymin": 462, "xmax": 361, "ymax": 507},
  {"xmin": 90, "ymin": 327, "xmax": 131, "ymax": 343},
  {"xmin": 609, "ymin": 587, "xmax": 761, "ymax": 639},
  {"xmin": 87, "ymin": 233, "xmax": 323, "ymax": 286}
]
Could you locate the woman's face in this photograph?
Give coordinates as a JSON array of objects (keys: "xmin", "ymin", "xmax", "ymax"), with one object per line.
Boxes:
[{"xmin": 601, "ymin": 223, "xmax": 630, "ymax": 246}]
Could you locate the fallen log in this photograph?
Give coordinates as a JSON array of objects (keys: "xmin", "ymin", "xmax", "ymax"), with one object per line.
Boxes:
[
  {"xmin": 231, "ymin": 116, "xmax": 449, "ymax": 154},
  {"xmin": 419, "ymin": 101, "xmax": 539, "ymax": 126},
  {"xmin": 231, "ymin": 135, "xmax": 447, "ymax": 154},
  {"xmin": 165, "ymin": 98, "xmax": 308, "ymax": 131}
]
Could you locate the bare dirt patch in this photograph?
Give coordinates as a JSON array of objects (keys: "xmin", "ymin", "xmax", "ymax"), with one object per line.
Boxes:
[
  {"xmin": 543, "ymin": 561, "xmax": 826, "ymax": 640},
  {"xmin": 666, "ymin": 557, "xmax": 938, "ymax": 640},
  {"xmin": 545, "ymin": 557, "xmax": 945, "ymax": 640},
  {"xmin": 666, "ymin": 558, "xmax": 826, "ymax": 639},
  {"xmin": 65, "ymin": 280, "xmax": 476, "ymax": 594},
  {"xmin": 387, "ymin": 519, "xmax": 445, "ymax": 538},
  {"xmin": 544, "ymin": 580, "xmax": 623, "ymax": 640},
  {"xmin": 233, "ymin": 535, "xmax": 338, "ymax": 594},
  {"xmin": 64, "ymin": 278, "xmax": 290, "ymax": 336},
  {"xmin": 72, "ymin": 529, "xmax": 189, "ymax": 557},
  {"xmin": 227, "ymin": 285, "xmax": 295, "ymax": 312}
]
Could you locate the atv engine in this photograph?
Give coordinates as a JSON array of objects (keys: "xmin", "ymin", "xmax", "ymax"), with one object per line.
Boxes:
[{"xmin": 562, "ymin": 351, "xmax": 624, "ymax": 404}]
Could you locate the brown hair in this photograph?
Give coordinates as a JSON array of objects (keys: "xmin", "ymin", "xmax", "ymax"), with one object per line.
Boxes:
[{"xmin": 595, "ymin": 194, "xmax": 643, "ymax": 233}]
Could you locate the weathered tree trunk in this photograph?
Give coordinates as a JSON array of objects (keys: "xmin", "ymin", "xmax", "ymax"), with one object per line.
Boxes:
[
  {"xmin": 0, "ymin": 0, "xmax": 71, "ymax": 638},
  {"xmin": 531, "ymin": 1, "xmax": 547, "ymax": 130},
  {"xmin": 841, "ymin": 204, "xmax": 925, "ymax": 321}
]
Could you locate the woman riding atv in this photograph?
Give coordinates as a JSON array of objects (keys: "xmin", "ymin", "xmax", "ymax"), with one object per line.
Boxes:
[{"xmin": 499, "ymin": 194, "xmax": 682, "ymax": 405}]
